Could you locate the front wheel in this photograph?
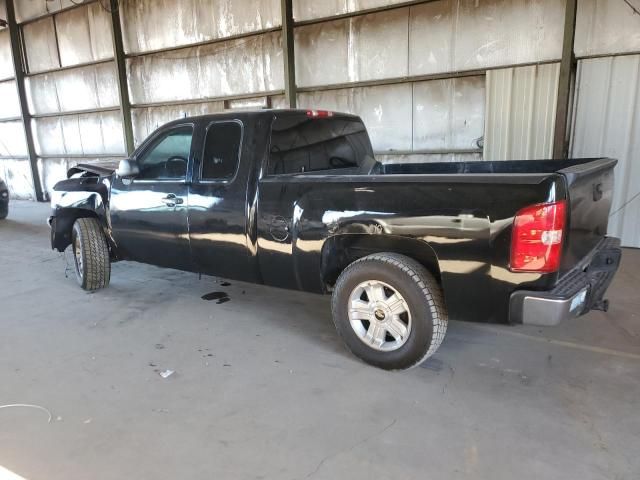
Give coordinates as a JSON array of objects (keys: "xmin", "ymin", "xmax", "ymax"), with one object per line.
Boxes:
[
  {"xmin": 71, "ymin": 218, "xmax": 111, "ymax": 290},
  {"xmin": 331, "ymin": 253, "xmax": 448, "ymax": 370}
]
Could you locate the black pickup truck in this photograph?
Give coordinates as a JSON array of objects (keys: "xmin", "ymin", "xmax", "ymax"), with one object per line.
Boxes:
[{"xmin": 49, "ymin": 110, "xmax": 622, "ymax": 370}]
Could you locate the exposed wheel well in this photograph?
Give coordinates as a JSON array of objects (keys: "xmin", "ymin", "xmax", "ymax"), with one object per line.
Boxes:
[
  {"xmin": 51, "ymin": 208, "xmax": 101, "ymax": 252},
  {"xmin": 321, "ymin": 234, "xmax": 441, "ymax": 289}
]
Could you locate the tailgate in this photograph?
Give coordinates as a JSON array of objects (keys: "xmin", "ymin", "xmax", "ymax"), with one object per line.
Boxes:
[{"xmin": 559, "ymin": 158, "xmax": 617, "ymax": 273}]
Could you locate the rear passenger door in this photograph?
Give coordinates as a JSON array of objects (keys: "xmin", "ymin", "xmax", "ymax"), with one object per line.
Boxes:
[{"xmin": 188, "ymin": 120, "xmax": 254, "ymax": 281}]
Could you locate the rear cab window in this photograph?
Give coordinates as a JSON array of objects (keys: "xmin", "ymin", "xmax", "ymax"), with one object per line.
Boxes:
[
  {"xmin": 268, "ymin": 113, "xmax": 374, "ymax": 175},
  {"xmin": 200, "ymin": 121, "xmax": 243, "ymax": 181}
]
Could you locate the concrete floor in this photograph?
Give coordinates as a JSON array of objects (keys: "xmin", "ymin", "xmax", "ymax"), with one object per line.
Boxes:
[{"xmin": 1, "ymin": 200, "xmax": 639, "ymax": 480}]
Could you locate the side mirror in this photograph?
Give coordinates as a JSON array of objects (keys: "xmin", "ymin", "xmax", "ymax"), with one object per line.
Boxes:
[{"xmin": 116, "ymin": 159, "xmax": 139, "ymax": 178}]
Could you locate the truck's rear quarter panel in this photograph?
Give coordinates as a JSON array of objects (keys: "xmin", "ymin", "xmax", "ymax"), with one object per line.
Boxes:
[{"xmin": 257, "ymin": 174, "xmax": 565, "ymax": 324}]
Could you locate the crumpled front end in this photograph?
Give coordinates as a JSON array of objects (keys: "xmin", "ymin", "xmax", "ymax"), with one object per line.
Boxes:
[{"xmin": 48, "ymin": 174, "xmax": 111, "ymax": 252}]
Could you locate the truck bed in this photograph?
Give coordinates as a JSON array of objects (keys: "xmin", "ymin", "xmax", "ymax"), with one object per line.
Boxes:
[
  {"xmin": 377, "ymin": 158, "xmax": 607, "ymax": 176},
  {"xmin": 375, "ymin": 157, "xmax": 616, "ymax": 278},
  {"xmin": 279, "ymin": 156, "xmax": 616, "ymax": 288}
]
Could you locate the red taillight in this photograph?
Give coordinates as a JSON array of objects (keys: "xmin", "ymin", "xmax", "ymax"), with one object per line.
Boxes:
[
  {"xmin": 510, "ymin": 200, "xmax": 567, "ymax": 273},
  {"xmin": 306, "ymin": 109, "xmax": 333, "ymax": 118}
]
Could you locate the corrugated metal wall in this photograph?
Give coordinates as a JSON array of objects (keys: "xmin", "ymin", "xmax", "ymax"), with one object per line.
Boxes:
[
  {"xmin": 0, "ymin": 0, "xmax": 639, "ymax": 246},
  {"xmin": 0, "ymin": 0, "xmax": 121, "ymax": 199},
  {"xmin": 575, "ymin": 0, "xmax": 640, "ymax": 58},
  {"xmin": 571, "ymin": 55, "xmax": 640, "ymax": 248},
  {"xmin": 298, "ymin": 76, "xmax": 485, "ymax": 157},
  {"xmin": 293, "ymin": 0, "xmax": 564, "ymax": 161},
  {"xmin": 569, "ymin": 0, "xmax": 640, "ymax": 248},
  {"xmin": 0, "ymin": 6, "xmax": 33, "ymax": 200},
  {"xmin": 1, "ymin": 0, "xmax": 570, "ymax": 199},
  {"xmin": 484, "ymin": 63, "xmax": 560, "ymax": 160}
]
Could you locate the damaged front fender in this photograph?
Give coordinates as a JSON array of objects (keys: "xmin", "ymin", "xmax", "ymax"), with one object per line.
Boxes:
[{"xmin": 49, "ymin": 178, "xmax": 110, "ymax": 252}]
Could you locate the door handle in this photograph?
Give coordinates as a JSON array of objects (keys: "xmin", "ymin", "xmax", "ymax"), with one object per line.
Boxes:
[{"xmin": 161, "ymin": 194, "xmax": 184, "ymax": 207}]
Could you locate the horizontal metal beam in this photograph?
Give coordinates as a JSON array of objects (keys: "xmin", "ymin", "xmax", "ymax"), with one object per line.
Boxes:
[
  {"xmin": 131, "ymin": 90, "xmax": 285, "ymax": 109},
  {"xmin": 294, "ymin": 0, "xmax": 439, "ymax": 27},
  {"xmin": 0, "ymin": 155, "xmax": 29, "ymax": 160},
  {"xmin": 296, "ymin": 59, "xmax": 562, "ymax": 93},
  {"xmin": 17, "ymin": 0, "xmax": 99, "ymax": 27},
  {"xmin": 26, "ymin": 58, "xmax": 114, "ymax": 77},
  {"xmin": 575, "ymin": 50, "xmax": 640, "ymax": 61},
  {"xmin": 297, "ymin": 70, "xmax": 487, "ymax": 93},
  {"xmin": 0, "ymin": 75, "xmax": 16, "ymax": 82},
  {"xmin": 38, "ymin": 153, "xmax": 126, "ymax": 159},
  {"xmin": 375, "ymin": 149, "xmax": 483, "ymax": 156},
  {"xmin": 31, "ymin": 106, "xmax": 120, "ymax": 119},
  {"xmin": 0, "ymin": 116, "xmax": 23, "ymax": 123},
  {"xmin": 124, "ymin": 26, "xmax": 282, "ymax": 59}
]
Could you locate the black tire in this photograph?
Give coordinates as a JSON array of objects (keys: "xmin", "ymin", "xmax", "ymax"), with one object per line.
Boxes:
[
  {"xmin": 71, "ymin": 218, "xmax": 111, "ymax": 291},
  {"xmin": 331, "ymin": 253, "xmax": 447, "ymax": 370}
]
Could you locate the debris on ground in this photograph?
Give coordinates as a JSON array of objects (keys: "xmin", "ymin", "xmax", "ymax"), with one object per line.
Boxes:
[
  {"xmin": 201, "ymin": 291, "xmax": 231, "ymax": 304},
  {"xmin": 159, "ymin": 369, "xmax": 175, "ymax": 378},
  {"xmin": 0, "ymin": 404, "xmax": 53, "ymax": 423}
]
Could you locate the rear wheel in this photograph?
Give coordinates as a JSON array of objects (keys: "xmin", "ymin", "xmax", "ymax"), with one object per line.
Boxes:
[
  {"xmin": 331, "ymin": 253, "xmax": 447, "ymax": 370},
  {"xmin": 71, "ymin": 218, "xmax": 111, "ymax": 290}
]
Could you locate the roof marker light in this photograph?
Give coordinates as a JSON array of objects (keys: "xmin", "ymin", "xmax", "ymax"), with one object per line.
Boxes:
[{"xmin": 306, "ymin": 110, "xmax": 333, "ymax": 118}]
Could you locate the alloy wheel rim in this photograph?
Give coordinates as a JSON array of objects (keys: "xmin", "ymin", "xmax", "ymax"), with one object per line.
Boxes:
[{"xmin": 347, "ymin": 280, "xmax": 412, "ymax": 352}]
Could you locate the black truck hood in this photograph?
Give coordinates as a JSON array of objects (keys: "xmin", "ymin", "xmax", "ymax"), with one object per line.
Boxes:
[{"xmin": 67, "ymin": 161, "xmax": 119, "ymax": 178}]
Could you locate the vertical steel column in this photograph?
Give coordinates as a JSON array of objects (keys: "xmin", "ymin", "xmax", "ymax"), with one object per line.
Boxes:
[
  {"xmin": 110, "ymin": 0, "xmax": 134, "ymax": 154},
  {"xmin": 281, "ymin": 0, "xmax": 297, "ymax": 108},
  {"xmin": 6, "ymin": 0, "xmax": 44, "ymax": 201},
  {"xmin": 553, "ymin": 0, "xmax": 578, "ymax": 159}
]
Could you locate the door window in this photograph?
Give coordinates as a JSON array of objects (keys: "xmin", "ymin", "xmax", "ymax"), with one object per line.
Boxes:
[
  {"xmin": 200, "ymin": 122, "xmax": 242, "ymax": 181},
  {"xmin": 137, "ymin": 126, "xmax": 193, "ymax": 180}
]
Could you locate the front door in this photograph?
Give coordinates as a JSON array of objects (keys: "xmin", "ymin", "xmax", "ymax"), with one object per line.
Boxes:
[{"xmin": 110, "ymin": 124, "xmax": 194, "ymax": 271}]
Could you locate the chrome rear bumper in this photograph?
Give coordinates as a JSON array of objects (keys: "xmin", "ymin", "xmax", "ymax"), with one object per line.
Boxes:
[{"xmin": 510, "ymin": 237, "xmax": 621, "ymax": 326}]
